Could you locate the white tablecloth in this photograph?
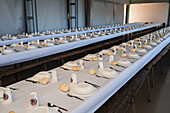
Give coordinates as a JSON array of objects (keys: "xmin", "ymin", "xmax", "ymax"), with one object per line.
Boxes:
[
  {"xmin": 0, "ymin": 24, "xmax": 162, "ymax": 67},
  {"xmin": 1, "ymin": 32, "xmax": 169, "ymax": 113},
  {"xmin": 0, "ymin": 24, "xmax": 143, "ymax": 46}
]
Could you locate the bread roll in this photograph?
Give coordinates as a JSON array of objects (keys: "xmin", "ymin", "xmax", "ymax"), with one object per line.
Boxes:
[
  {"xmin": 41, "ymin": 43, "xmax": 45, "ymax": 46},
  {"xmin": 16, "ymin": 44, "xmax": 20, "ymax": 47},
  {"xmin": 117, "ymin": 47, "xmax": 123, "ymax": 51},
  {"xmin": 89, "ymin": 69, "xmax": 96, "ymax": 75},
  {"xmin": 111, "ymin": 61, "xmax": 117, "ymax": 66},
  {"xmin": 143, "ymin": 42, "xmax": 147, "ymax": 45},
  {"xmin": 60, "ymin": 84, "xmax": 69, "ymax": 92},
  {"xmin": 138, "ymin": 45, "xmax": 142, "ymax": 48},
  {"xmin": 72, "ymin": 66, "xmax": 79, "ymax": 71},
  {"xmin": 107, "ymin": 52, "xmax": 112, "ymax": 56},
  {"xmin": 91, "ymin": 57, "xmax": 97, "ymax": 61},
  {"xmin": 40, "ymin": 77, "xmax": 49, "ymax": 85},
  {"xmin": 18, "ymin": 34, "xmax": 22, "ymax": 37},
  {"xmin": 9, "ymin": 111, "xmax": 15, "ymax": 113},
  {"xmin": 121, "ymin": 53, "xmax": 127, "ymax": 57},
  {"xmin": 126, "ymin": 44, "xmax": 131, "ymax": 47},
  {"xmin": 33, "ymin": 42, "xmax": 37, "ymax": 44},
  {"xmin": 24, "ymin": 46, "xmax": 28, "ymax": 49},
  {"xmin": 130, "ymin": 48, "xmax": 135, "ymax": 52}
]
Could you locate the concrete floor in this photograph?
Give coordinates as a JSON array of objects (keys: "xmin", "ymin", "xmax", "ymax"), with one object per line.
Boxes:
[{"xmin": 134, "ymin": 64, "xmax": 170, "ymax": 113}]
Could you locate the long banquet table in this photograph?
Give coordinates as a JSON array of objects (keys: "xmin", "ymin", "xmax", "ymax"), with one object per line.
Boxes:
[
  {"xmin": 1, "ymin": 31, "xmax": 169, "ymax": 113},
  {"xmin": 0, "ymin": 23, "xmax": 143, "ymax": 46},
  {"xmin": 0, "ymin": 23, "xmax": 162, "ymax": 67}
]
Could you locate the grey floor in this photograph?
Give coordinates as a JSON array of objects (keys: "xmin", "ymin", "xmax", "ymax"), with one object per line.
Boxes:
[{"xmin": 134, "ymin": 64, "xmax": 170, "ymax": 113}]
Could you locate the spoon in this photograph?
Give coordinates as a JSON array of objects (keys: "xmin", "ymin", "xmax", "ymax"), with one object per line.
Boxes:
[{"xmin": 47, "ymin": 102, "xmax": 68, "ymax": 112}]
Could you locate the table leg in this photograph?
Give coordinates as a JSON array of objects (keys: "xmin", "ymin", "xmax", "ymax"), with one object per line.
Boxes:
[
  {"xmin": 131, "ymin": 101, "xmax": 136, "ymax": 113},
  {"xmin": 146, "ymin": 76, "xmax": 151, "ymax": 102},
  {"xmin": 161, "ymin": 58, "xmax": 164, "ymax": 75},
  {"xmin": 151, "ymin": 67, "xmax": 155, "ymax": 88}
]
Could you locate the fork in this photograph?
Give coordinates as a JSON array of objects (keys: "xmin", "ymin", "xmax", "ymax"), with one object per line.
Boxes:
[
  {"xmin": 84, "ymin": 81, "xmax": 100, "ymax": 88},
  {"xmin": 109, "ymin": 67, "xmax": 122, "ymax": 72},
  {"xmin": 95, "ymin": 75, "xmax": 109, "ymax": 79},
  {"xmin": 67, "ymin": 94, "xmax": 84, "ymax": 101}
]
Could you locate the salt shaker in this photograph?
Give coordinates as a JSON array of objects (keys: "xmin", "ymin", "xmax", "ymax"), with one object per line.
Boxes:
[
  {"xmin": 2, "ymin": 88, "xmax": 13, "ymax": 104},
  {"xmin": 98, "ymin": 52, "xmax": 103, "ymax": 60},
  {"xmin": 79, "ymin": 59, "xmax": 84, "ymax": 69},
  {"xmin": 51, "ymin": 70, "xmax": 58, "ymax": 83},
  {"xmin": 70, "ymin": 73, "xmax": 77, "ymax": 86},
  {"xmin": 98, "ymin": 62, "xmax": 104, "ymax": 70},
  {"xmin": 29, "ymin": 92, "xmax": 39, "ymax": 110},
  {"xmin": 109, "ymin": 55, "xmax": 114, "ymax": 63}
]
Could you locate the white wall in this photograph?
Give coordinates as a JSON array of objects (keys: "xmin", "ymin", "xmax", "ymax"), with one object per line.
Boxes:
[
  {"xmin": 0, "ymin": 0, "xmax": 25, "ymax": 36},
  {"xmin": 92, "ymin": 0, "xmax": 124, "ymax": 26},
  {"xmin": 129, "ymin": 3, "xmax": 169, "ymax": 24}
]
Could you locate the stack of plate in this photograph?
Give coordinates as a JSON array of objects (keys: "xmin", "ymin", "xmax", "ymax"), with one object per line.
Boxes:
[
  {"xmin": 27, "ymin": 45, "xmax": 37, "ymax": 50},
  {"xmin": 70, "ymin": 83, "xmax": 97, "ymax": 97},
  {"xmin": 149, "ymin": 42, "xmax": 157, "ymax": 46},
  {"xmin": 33, "ymin": 71, "xmax": 51, "ymax": 81},
  {"xmin": 0, "ymin": 87, "xmax": 4, "ymax": 102},
  {"xmin": 61, "ymin": 61, "xmax": 78, "ymax": 70},
  {"xmin": 100, "ymin": 49, "xmax": 110, "ymax": 55},
  {"xmin": 2, "ymin": 49, "xmax": 14, "ymax": 55},
  {"xmin": 136, "ymin": 48, "xmax": 147, "ymax": 53},
  {"xmin": 45, "ymin": 43, "xmax": 55, "ymax": 47},
  {"xmin": 143, "ymin": 45, "xmax": 153, "ymax": 49},
  {"xmin": 128, "ymin": 52, "xmax": 140, "ymax": 59},
  {"xmin": 98, "ymin": 68, "xmax": 118, "ymax": 78},
  {"xmin": 83, "ymin": 54, "xmax": 97, "ymax": 61},
  {"xmin": 117, "ymin": 59, "xmax": 132, "ymax": 67}
]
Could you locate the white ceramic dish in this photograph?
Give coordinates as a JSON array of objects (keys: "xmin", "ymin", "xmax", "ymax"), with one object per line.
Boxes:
[
  {"xmin": 70, "ymin": 83, "xmax": 97, "ymax": 96},
  {"xmin": 0, "ymin": 87, "xmax": 4, "ymax": 101},
  {"xmin": 117, "ymin": 59, "xmax": 132, "ymax": 67},
  {"xmin": 128, "ymin": 52, "xmax": 140, "ymax": 59},
  {"xmin": 98, "ymin": 68, "xmax": 118, "ymax": 78},
  {"xmin": 149, "ymin": 42, "xmax": 157, "ymax": 46},
  {"xmin": 27, "ymin": 45, "xmax": 37, "ymax": 50},
  {"xmin": 83, "ymin": 54, "xmax": 97, "ymax": 60},
  {"xmin": 32, "ymin": 106, "xmax": 52, "ymax": 113},
  {"xmin": 100, "ymin": 49, "xmax": 110, "ymax": 54},
  {"xmin": 143, "ymin": 45, "xmax": 153, "ymax": 49},
  {"xmin": 136, "ymin": 48, "xmax": 148, "ymax": 54},
  {"xmin": 60, "ymin": 40, "xmax": 68, "ymax": 44},
  {"xmin": 2, "ymin": 49, "xmax": 14, "ymax": 55},
  {"xmin": 61, "ymin": 61, "xmax": 78, "ymax": 70},
  {"xmin": 110, "ymin": 46, "xmax": 119, "ymax": 50},
  {"xmin": 154, "ymin": 39, "xmax": 161, "ymax": 44},
  {"xmin": 45, "ymin": 43, "xmax": 54, "ymax": 46},
  {"xmin": 34, "ymin": 71, "xmax": 51, "ymax": 81},
  {"xmin": 10, "ymin": 43, "xmax": 18, "ymax": 47}
]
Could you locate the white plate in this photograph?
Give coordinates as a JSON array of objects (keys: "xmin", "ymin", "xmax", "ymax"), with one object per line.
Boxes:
[
  {"xmin": 27, "ymin": 45, "xmax": 37, "ymax": 50},
  {"xmin": 45, "ymin": 43, "xmax": 54, "ymax": 46},
  {"xmin": 61, "ymin": 61, "xmax": 78, "ymax": 70},
  {"xmin": 34, "ymin": 71, "xmax": 51, "ymax": 81},
  {"xmin": 83, "ymin": 54, "xmax": 97, "ymax": 61},
  {"xmin": 149, "ymin": 42, "xmax": 157, "ymax": 46},
  {"xmin": 110, "ymin": 46, "xmax": 119, "ymax": 50},
  {"xmin": 100, "ymin": 49, "xmax": 110, "ymax": 54},
  {"xmin": 98, "ymin": 68, "xmax": 119, "ymax": 78},
  {"xmin": 128, "ymin": 53, "xmax": 140, "ymax": 59},
  {"xmin": 70, "ymin": 83, "xmax": 97, "ymax": 97},
  {"xmin": 60, "ymin": 40, "xmax": 68, "ymax": 44},
  {"xmin": 143, "ymin": 45, "xmax": 153, "ymax": 49},
  {"xmin": 32, "ymin": 106, "xmax": 52, "ymax": 113},
  {"xmin": 136, "ymin": 48, "xmax": 148, "ymax": 54},
  {"xmin": 117, "ymin": 59, "xmax": 132, "ymax": 67},
  {"xmin": 2, "ymin": 49, "xmax": 14, "ymax": 55},
  {"xmin": 0, "ymin": 87, "xmax": 4, "ymax": 101}
]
